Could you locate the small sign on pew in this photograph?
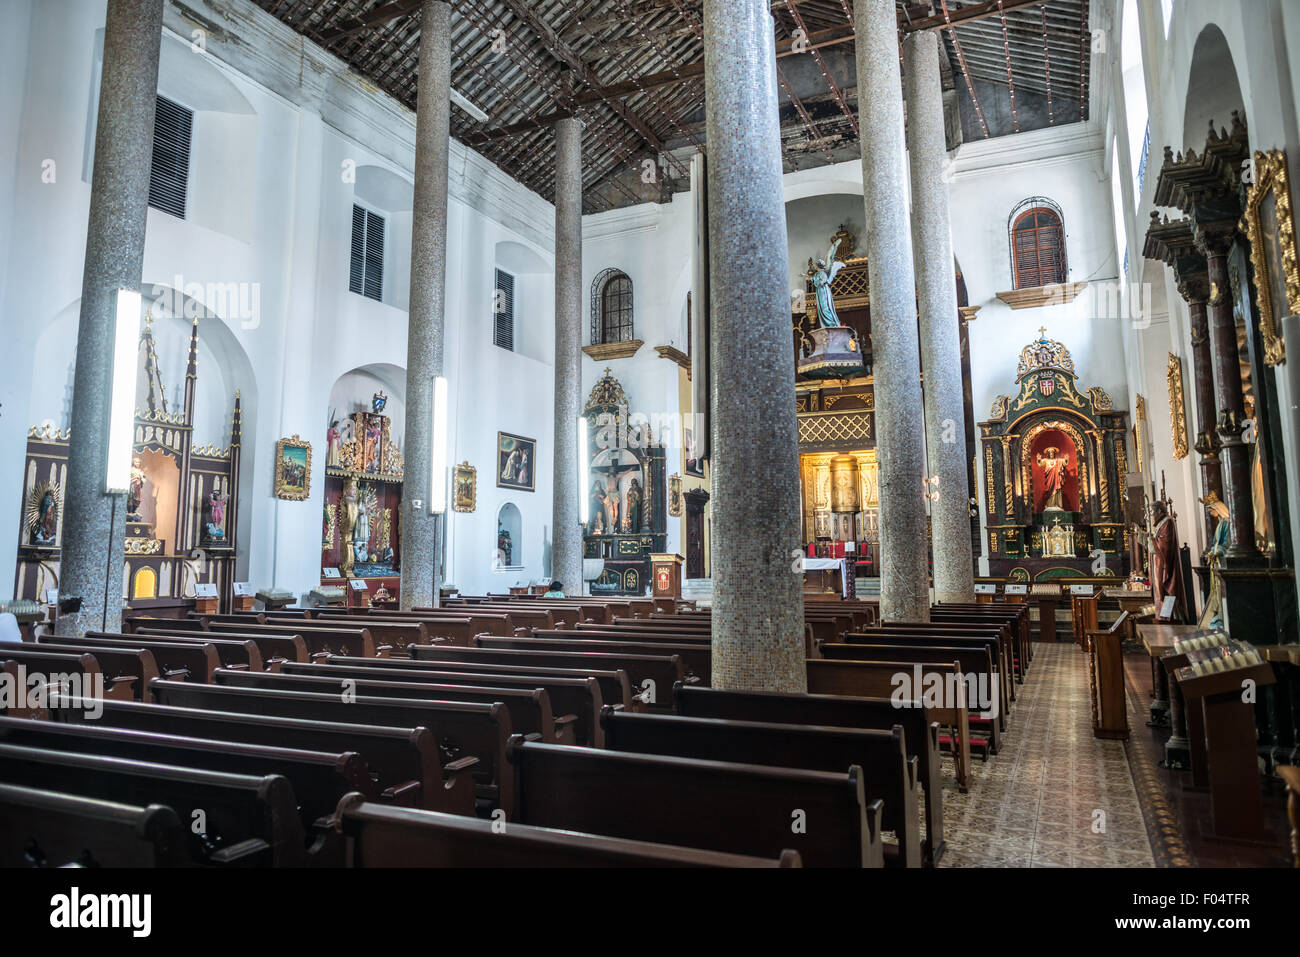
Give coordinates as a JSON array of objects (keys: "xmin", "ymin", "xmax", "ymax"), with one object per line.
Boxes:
[
  {"xmin": 1004, "ymin": 583, "xmax": 1028, "ymax": 595},
  {"xmin": 193, "ymin": 582, "xmax": 219, "ymax": 615},
  {"xmin": 1069, "ymin": 584, "xmax": 1095, "ymax": 596},
  {"xmin": 349, "ymin": 577, "xmax": 370, "ymax": 609},
  {"xmin": 322, "ymin": 567, "xmax": 342, "ymax": 580},
  {"xmin": 233, "ymin": 582, "xmax": 255, "ymax": 611},
  {"xmin": 974, "ymin": 584, "xmax": 997, "ymax": 595}
]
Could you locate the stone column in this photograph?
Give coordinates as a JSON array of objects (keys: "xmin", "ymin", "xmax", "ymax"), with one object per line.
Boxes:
[
  {"xmin": 1180, "ymin": 276, "xmax": 1224, "ymax": 541},
  {"xmin": 400, "ymin": 0, "xmax": 451, "ymax": 609},
  {"xmin": 904, "ymin": 29, "xmax": 975, "ymax": 605},
  {"xmin": 703, "ymin": 0, "xmax": 806, "ymax": 692},
  {"xmin": 1198, "ymin": 231, "xmax": 1261, "ymax": 559},
  {"xmin": 552, "ymin": 117, "xmax": 584, "ymax": 593},
  {"xmin": 856, "ymin": 0, "xmax": 930, "ymax": 621},
  {"xmin": 57, "ymin": 0, "xmax": 165, "ymax": 638}
]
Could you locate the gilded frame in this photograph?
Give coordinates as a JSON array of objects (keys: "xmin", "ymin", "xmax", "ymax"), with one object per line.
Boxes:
[
  {"xmin": 453, "ymin": 461, "xmax": 477, "ymax": 513},
  {"xmin": 273, "ymin": 435, "xmax": 312, "ymax": 500},
  {"xmin": 1166, "ymin": 354, "xmax": 1189, "ymax": 461},
  {"xmin": 1243, "ymin": 149, "xmax": 1296, "ymax": 365}
]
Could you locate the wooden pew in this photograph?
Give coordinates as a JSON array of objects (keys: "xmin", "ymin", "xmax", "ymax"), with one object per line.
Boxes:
[
  {"xmin": 807, "ymin": 658, "xmax": 972, "ymax": 792},
  {"xmin": 211, "ymin": 668, "xmax": 574, "ymax": 745},
  {"xmin": 322, "ymin": 794, "xmax": 800, "ymax": 867},
  {"xmin": 72, "ymin": 632, "xmax": 257, "ymax": 676},
  {"xmin": 0, "ymin": 742, "xmax": 316, "ymax": 866},
  {"xmin": 600, "ymin": 708, "xmax": 922, "ymax": 867},
  {"xmin": 55, "ymin": 696, "xmax": 475, "ymax": 815},
  {"xmin": 208, "ymin": 613, "xmax": 428, "ymax": 655},
  {"xmin": 205, "ymin": 621, "xmax": 386, "ymax": 659},
  {"xmin": 285, "ymin": 660, "xmax": 606, "ymax": 747},
  {"xmin": 318, "ymin": 611, "xmax": 488, "ymax": 647},
  {"xmin": 864, "ymin": 619, "xmax": 1018, "ymax": 687},
  {"xmin": 42, "ymin": 634, "xmax": 216, "ymax": 682},
  {"xmin": 0, "ymin": 716, "xmax": 372, "ymax": 830},
  {"xmin": 320, "ymin": 653, "xmax": 638, "ymax": 714},
  {"xmin": 136, "ymin": 628, "xmax": 308, "ymax": 667},
  {"xmin": 485, "ymin": 634, "xmax": 711, "ymax": 686},
  {"xmin": 0, "ymin": 648, "xmax": 136, "ymax": 702},
  {"xmin": 411, "ymin": 644, "xmax": 687, "ymax": 710},
  {"xmin": 145, "ymin": 679, "xmax": 516, "ymax": 818},
  {"xmin": 506, "ymin": 736, "xmax": 884, "ymax": 867},
  {"xmin": 0, "ymin": 782, "xmax": 189, "ymax": 868},
  {"xmin": 673, "ymin": 683, "xmax": 946, "ymax": 864},
  {"xmin": 823, "ymin": 641, "xmax": 1001, "ymax": 753},
  {"xmin": 26, "ymin": 642, "xmax": 161, "ymax": 698},
  {"xmin": 932, "ymin": 604, "xmax": 1033, "ymax": 671}
]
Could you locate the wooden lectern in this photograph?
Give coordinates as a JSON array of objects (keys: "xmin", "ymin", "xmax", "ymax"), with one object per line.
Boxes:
[{"xmin": 650, "ymin": 553, "xmax": 684, "ymax": 599}]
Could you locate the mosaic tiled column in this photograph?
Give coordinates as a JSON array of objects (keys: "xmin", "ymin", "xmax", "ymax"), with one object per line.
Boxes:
[
  {"xmin": 1197, "ymin": 229, "xmax": 1261, "ymax": 560},
  {"xmin": 703, "ymin": 0, "xmax": 806, "ymax": 692},
  {"xmin": 57, "ymin": 0, "xmax": 164, "ymax": 638},
  {"xmin": 552, "ymin": 118, "xmax": 584, "ymax": 593},
  {"xmin": 905, "ymin": 30, "xmax": 975, "ymax": 605},
  {"xmin": 856, "ymin": 0, "xmax": 930, "ymax": 621},
  {"xmin": 400, "ymin": 0, "xmax": 451, "ymax": 609},
  {"xmin": 1180, "ymin": 278, "xmax": 1224, "ymax": 542}
]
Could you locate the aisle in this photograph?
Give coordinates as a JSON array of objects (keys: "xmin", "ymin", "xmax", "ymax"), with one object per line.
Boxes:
[{"xmin": 936, "ymin": 642, "xmax": 1157, "ymax": 867}]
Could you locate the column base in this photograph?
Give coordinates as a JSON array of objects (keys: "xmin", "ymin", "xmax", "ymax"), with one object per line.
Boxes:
[{"xmin": 1162, "ymin": 735, "xmax": 1191, "ymax": 770}]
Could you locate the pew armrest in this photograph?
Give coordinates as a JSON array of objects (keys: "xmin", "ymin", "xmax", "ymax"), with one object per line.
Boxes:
[
  {"xmin": 105, "ymin": 676, "xmax": 137, "ymax": 700},
  {"xmin": 375, "ymin": 644, "xmax": 393, "ymax": 658},
  {"xmin": 862, "ymin": 798, "xmax": 885, "ymax": 869},
  {"xmin": 161, "ymin": 668, "xmax": 190, "ymax": 681},
  {"xmin": 553, "ymin": 713, "xmax": 580, "ymax": 746},
  {"xmin": 380, "ymin": 780, "xmax": 423, "ymax": 807},
  {"xmin": 207, "ymin": 837, "xmax": 271, "ymax": 866}
]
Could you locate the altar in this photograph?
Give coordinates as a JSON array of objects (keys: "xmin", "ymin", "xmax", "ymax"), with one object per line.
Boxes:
[{"xmin": 802, "ymin": 556, "xmax": 852, "ymax": 598}]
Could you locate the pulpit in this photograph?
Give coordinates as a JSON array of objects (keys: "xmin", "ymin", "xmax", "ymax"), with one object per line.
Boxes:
[{"xmin": 650, "ymin": 553, "xmax": 684, "ymax": 599}]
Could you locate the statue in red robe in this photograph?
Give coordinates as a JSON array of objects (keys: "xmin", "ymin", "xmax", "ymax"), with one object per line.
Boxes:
[
  {"xmin": 1035, "ymin": 445, "xmax": 1068, "ymax": 511},
  {"xmin": 1146, "ymin": 501, "xmax": 1180, "ymax": 620}
]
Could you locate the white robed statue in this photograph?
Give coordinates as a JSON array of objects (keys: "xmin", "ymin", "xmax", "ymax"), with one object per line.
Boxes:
[{"xmin": 810, "ymin": 237, "xmax": 847, "ymax": 328}]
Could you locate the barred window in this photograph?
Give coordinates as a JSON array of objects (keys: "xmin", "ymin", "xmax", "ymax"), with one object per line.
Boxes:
[
  {"xmin": 148, "ymin": 95, "xmax": 193, "ymax": 219},
  {"xmin": 494, "ymin": 268, "xmax": 515, "ymax": 351},
  {"xmin": 349, "ymin": 204, "xmax": 385, "ymax": 302},
  {"xmin": 1009, "ymin": 199, "xmax": 1067, "ymax": 289},
  {"xmin": 591, "ymin": 268, "xmax": 633, "ymax": 344}
]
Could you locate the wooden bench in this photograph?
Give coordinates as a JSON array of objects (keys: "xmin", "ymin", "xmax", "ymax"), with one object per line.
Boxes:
[
  {"xmin": 486, "ymin": 634, "xmax": 711, "ymax": 686},
  {"xmin": 75, "ymin": 632, "xmax": 258, "ymax": 676},
  {"xmin": 506, "ymin": 736, "xmax": 883, "ymax": 867},
  {"xmin": 208, "ymin": 615, "xmax": 427, "ymax": 656},
  {"xmin": 0, "ymin": 716, "xmax": 372, "ymax": 831},
  {"xmin": 0, "ymin": 648, "xmax": 136, "ymax": 702},
  {"xmin": 0, "ymin": 742, "xmax": 316, "ymax": 867},
  {"xmin": 0, "ymin": 782, "xmax": 189, "ymax": 868},
  {"xmin": 26, "ymin": 642, "xmax": 161, "ymax": 697},
  {"xmin": 317, "ymin": 611, "xmax": 484, "ymax": 647},
  {"xmin": 322, "ymin": 794, "xmax": 800, "ymax": 867},
  {"xmin": 412, "ymin": 644, "xmax": 687, "ymax": 710},
  {"xmin": 205, "ymin": 621, "xmax": 386, "ymax": 659},
  {"xmin": 673, "ymin": 683, "xmax": 946, "ymax": 864},
  {"xmin": 212, "ymin": 667, "xmax": 574, "ymax": 745},
  {"xmin": 599, "ymin": 707, "xmax": 922, "ymax": 867},
  {"xmin": 807, "ymin": 658, "xmax": 972, "ymax": 792},
  {"xmin": 146, "ymin": 679, "xmax": 516, "ymax": 818},
  {"xmin": 55, "ymin": 696, "xmax": 475, "ymax": 815},
  {"xmin": 135, "ymin": 628, "xmax": 308, "ymax": 668},
  {"xmin": 285, "ymin": 660, "xmax": 606, "ymax": 747}
]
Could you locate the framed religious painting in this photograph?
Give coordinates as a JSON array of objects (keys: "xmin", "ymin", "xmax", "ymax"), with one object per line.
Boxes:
[
  {"xmin": 453, "ymin": 461, "xmax": 477, "ymax": 513},
  {"xmin": 274, "ymin": 435, "xmax": 312, "ymax": 500},
  {"xmin": 683, "ymin": 426, "xmax": 704, "ymax": 477},
  {"xmin": 668, "ymin": 473, "xmax": 683, "ymax": 517},
  {"xmin": 497, "ymin": 433, "xmax": 536, "ymax": 492},
  {"xmin": 1243, "ymin": 149, "xmax": 1297, "ymax": 365}
]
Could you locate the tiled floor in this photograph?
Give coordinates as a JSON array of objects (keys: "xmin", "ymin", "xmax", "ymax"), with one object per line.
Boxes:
[{"xmin": 938, "ymin": 642, "xmax": 1157, "ymax": 867}]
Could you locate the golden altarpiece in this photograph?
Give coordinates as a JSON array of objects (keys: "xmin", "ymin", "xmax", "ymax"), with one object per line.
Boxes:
[
  {"xmin": 979, "ymin": 331, "xmax": 1131, "ymax": 581},
  {"xmin": 14, "ymin": 317, "xmax": 242, "ymax": 608}
]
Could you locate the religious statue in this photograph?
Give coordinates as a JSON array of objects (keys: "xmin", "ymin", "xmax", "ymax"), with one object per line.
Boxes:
[
  {"xmin": 809, "ymin": 237, "xmax": 847, "ymax": 328},
  {"xmin": 127, "ymin": 457, "xmax": 145, "ymax": 520},
  {"xmin": 1138, "ymin": 500, "xmax": 1180, "ymax": 621},
  {"xmin": 624, "ymin": 479, "xmax": 642, "ymax": 535},
  {"xmin": 1035, "ymin": 445, "xmax": 1069, "ymax": 511},
  {"xmin": 205, "ymin": 489, "xmax": 227, "ymax": 541},
  {"xmin": 601, "ymin": 481, "xmax": 620, "ymax": 534},
  {"xmin": 326, "ymin": 419, "xmax": 342, "ymax": 468},
  {"xmin": 1198, "ymin": 493, "xmax": 1231, "ymax": 629},
  {"xmin": 497, "ymin": 525, "xmax": 513, "ymax": 567},
  {"xmin": 354, "ymin": 498, "xmax": 371, "ymax": 565},
  {"xmin": 338, "ymin": 479, "xmax": 359, "ymax": 577},
  {"xmin": 363, "ymin": 416, "xmax": 382, "ymax": 473},
  {"xmin": 28, "ymin": 485, "xmax": 59, "ymax": 547}
]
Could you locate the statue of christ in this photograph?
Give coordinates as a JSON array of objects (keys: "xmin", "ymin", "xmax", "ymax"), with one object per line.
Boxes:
[{"xmin": 1035, "ymin": 445, "xmax": 1069, "ymax": 511}]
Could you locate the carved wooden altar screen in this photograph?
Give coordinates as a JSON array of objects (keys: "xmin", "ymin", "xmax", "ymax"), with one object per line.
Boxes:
[
  {"xmin": 14, "ymin": 318, "xmax": 241, "ymax": 609},
  {"xmin": 979, "ymin": 331, "xmax": 1130, "ymax": 581},
  {"xmin": 582, "ymin": 369, "xmax": 667, "ymax": 595}
]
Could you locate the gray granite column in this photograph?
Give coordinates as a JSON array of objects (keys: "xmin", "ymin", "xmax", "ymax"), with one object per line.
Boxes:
[
  {"xmin": 905, "ymin": 30, "xmax": 975, "ymax": 605},
  {"xmin": 57, "ymin": 0, "xmax": 164, "ymax": 638},
  {"xmin": 552, "ymin": 118, "xmax": 584, "ymax": 593},
  {"xmin": 400, "ymin": 0, "xmax": 451, "ymax": 609},
  {"xmin": 857, "ymin": 0, "xmax": 930, "ymax": 621},
  {"xmin": 704, "ymin": 0, "xmax": 806, "ymax": 692}
]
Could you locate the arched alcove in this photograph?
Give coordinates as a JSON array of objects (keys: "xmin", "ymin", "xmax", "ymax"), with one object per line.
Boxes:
[
  {"xmin": 352, "ymin": 165, "xmax": 414, "ymax": 311},
  {"xmin": 784, "ymin": 193, "xmax": 863, "ymax": 295},
  {"xmin": 497, "ymin": 502, "xmax": 522, "ymax": 569},
  {"xmin": 1182, "ymin": 25, "xmax": 1246, "ymax": 150},
  {"xmin": 494, "ymin": 240, "xmax": 551, "ymax": 362}
]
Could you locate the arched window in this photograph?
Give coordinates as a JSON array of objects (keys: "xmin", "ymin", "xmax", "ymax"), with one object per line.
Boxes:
[
  {"xmin": 1009, "ymin": 199, "xmax": 1067, "ymax": 289},
  {"xmin": 591, "ymin": 268, "xmax": 633, "ymax": 345}
]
